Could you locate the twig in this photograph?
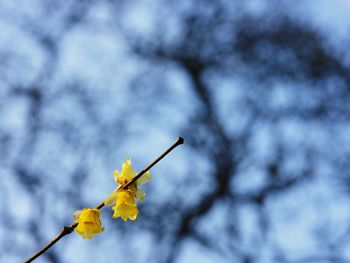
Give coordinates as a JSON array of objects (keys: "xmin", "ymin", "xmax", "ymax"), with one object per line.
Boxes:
[{"xmin": 24, "ymin": 137, "xmax": 184, "ymax": 263}]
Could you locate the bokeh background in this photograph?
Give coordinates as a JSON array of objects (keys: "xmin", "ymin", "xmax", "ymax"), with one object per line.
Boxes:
[{"xmin": 1, "ymin": 0, "xmax": 350, "ymax": 262}]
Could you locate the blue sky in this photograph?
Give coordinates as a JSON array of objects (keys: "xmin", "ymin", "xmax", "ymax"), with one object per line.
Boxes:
[{"xmin": 1, "ymin": 1, "xmax": 350, "ymax": 262}]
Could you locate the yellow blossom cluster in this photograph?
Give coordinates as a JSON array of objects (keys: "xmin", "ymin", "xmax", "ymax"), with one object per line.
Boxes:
[
  {"xmin": 73, "ymin": 158, "xmax": 151, "ymax": 239},
  {"xmin": 104, "ymin": 158, "xmax": 151, "ymax": 221}
]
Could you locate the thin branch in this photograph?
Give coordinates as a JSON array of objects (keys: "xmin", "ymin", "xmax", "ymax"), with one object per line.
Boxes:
[
  {"xmin": 24, "ymin": 137, "xmax": 184, "ymax": 263},
  {"xmin": 24, "ymin": 225, "xmax": 77, "ymax": 263}
]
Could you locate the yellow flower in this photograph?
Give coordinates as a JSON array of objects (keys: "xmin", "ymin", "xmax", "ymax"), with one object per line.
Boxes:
[
  {"xmin": 104, "ymin": 158, "xmax": 151, "ymax": 221},
  {"xmin": 73, "ymin": 208, "xmax": 104, "ymax": 239},
  {"xmin": 112, "ymin": 190, "xmax": 138, "ymax": 221}
]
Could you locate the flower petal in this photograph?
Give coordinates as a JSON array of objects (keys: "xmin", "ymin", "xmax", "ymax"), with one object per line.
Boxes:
[
  {"xmin": 136, "ymin": 189, "xmax": 145, "ymax": 201},
  {"xmin": 73, "ymin": 210, "xmax": 82, "ymax": 223},
  {"xmin": 104, "ymin": 191, "xmax": 118, "ymax": 206},
  {"xmin": 113, "ymin": 170, "xmax": 121, "ymax": 184},
  {"xmin": 137, "ymin": 171, "xmax": 151, "ymax": 186},
  {"xmin": 121, "ymin": 158, "xmax": 137, "ymax": 181}
]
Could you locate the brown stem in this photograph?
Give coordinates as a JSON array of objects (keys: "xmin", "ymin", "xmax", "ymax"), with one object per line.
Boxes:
[
  {"xmin": 24, "ymin": 223, "xmax": 78, "ymax": 263},
  {"xmin": 24, "ymin": 137, "xmax": 184, "ymax": 262},
  {"xmin": 121, "ymin": 136, "xmax": 184, "ymax": 190}
]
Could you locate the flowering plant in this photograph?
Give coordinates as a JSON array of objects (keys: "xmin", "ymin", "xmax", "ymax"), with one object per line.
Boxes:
[
  {"xmin": 104, "ymin": 158, "xmax": 151, "ymax": 221},
  {"xmin": 24, "ymin": 137, "xmax": 184, "ymax": 263}
]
